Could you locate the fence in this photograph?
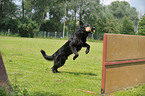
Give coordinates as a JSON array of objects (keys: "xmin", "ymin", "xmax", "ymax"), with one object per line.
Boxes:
[
  {"xmin": 0, "ymin": 29, "xmax": 104, "ymax": 40},
  {"xmin": 35, "ymin": 31, "xmax": 68, "ymax": 38},
  {"xmin": 35, "ymin": 31, "xmax": 103, "ymax": 40},
  {"xmin": 101, "ymin": 34, "xmax": 145, "ymax": 94}
]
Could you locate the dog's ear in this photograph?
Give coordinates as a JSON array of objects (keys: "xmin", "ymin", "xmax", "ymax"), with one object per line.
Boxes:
[{"xmin": 79, "ymin": 21, "xmax": 84, "ymax": 26}]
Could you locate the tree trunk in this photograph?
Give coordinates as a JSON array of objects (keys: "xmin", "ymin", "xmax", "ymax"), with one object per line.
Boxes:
[
  {"xmin": 63, "ymin": 0, "xmax": 67, "ymax": 38},
  {"xmin": 0, "ymin": 1, "xmax": 3, "ymax": 20},
  {"xmin": 38, "ymin": 7, "xmax": 46, "ymax": 30},
  {"xmin": 74, "ymin": 9, "xmax": 77, "ymax": 32},
  {"xmin": 79, "ymin": 0, "xmax": 82, "ymax": 21},
  {"xmin": 22, "ymin": 0, "xmax": 25, "ymax": 21},
  {"xmin": 57, "ymin": 19, "xmax": 60, "ymax": 37}
]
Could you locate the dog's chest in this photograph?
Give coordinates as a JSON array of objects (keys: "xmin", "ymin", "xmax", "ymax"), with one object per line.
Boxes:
[
  {"xmin": 77, "ymin": 39, "xmax": 83, "ymax": 46},
  {"xmin": 75, "ymin": 39, "xmax": 86, "ymax": 50}
]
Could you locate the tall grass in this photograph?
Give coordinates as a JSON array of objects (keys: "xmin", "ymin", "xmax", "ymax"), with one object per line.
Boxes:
[{"xmin": 0, "ymin": 36, "xmax": 144, "ymax": 96}]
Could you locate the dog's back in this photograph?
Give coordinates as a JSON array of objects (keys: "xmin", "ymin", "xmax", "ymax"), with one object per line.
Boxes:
[{"xmin": 52, "ymin": 40, "xmax": 72, "ymax": 58}]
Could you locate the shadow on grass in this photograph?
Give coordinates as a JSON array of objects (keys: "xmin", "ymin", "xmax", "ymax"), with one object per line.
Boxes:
[
  {"xmin": 32, "ymin": 92, "xmax": 62, "ymax": 96},
  {"xmin": 61, "ymin": 71, "xmax": 97, "ymax": 76}
]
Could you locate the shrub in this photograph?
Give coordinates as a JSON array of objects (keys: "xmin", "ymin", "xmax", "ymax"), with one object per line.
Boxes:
[
  {"xmin": 137, "ymin": 14, "xmax": 145, "ymax": 35},
  {"xmin": 0, "ymin": 87, "xmax": 6, "ymax": 96},
  {"xmin": 18, "ymin": 18, "xmax": 38, "ymax": 37}
]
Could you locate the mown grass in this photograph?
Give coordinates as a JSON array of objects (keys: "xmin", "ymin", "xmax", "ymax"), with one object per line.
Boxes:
[{"xmin": 0, "ymin": 36, "xmax": 144, "ymax": 96}]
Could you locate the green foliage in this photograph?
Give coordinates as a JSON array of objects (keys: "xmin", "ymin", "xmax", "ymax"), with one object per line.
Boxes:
[
  {"xmin": 0, "ymin": 0, "xmax": 18, "ymax": 33},
  {"xmin": 137, "ymin": 14, "xmax": 145, "ymax": 35},
  {"xmin": 9, "ymin": 76, "xmax": 29, "ymax": 96},
  {"xmin": 18, "ymin": 18, "xmax": 38, "ymax": 37},
  {"xmin": 0, "ymin": 0, "xmax": 139, "ymax": 37},
  {"xmin": 0, "ymin": 77, "xmax": 29, "ymax": 96},
  {"xmin": 108, "ymin": 1, "xmax": 139, "ymax": 26},
  {"xmin": 0, "ymin": 0, "xmax": 17, "ymax": 19},
  {"xmin": 0, "ymin": 87, "xmax": 6, "ymax": 96},
  {"xmin": 65, "ymin": 19, "xmax": 79, "ymax": 33},
  {"xmin": 121, "ymin": 17, "xmax": 135, "ymax": 35},
  {"xmin": 94, "ymin": 11, "xmax": 121, "ymax": 35},
  {"xmin": 40, "ymin": 20, "xmax": 57, "ymax": 32},
  {"xmin": 104, "ymin": 17, "xmax": 121, "ymax": 34},
  {"xmin": 108, "ymin": 1, "xmax": 130, "ymax": 19}
]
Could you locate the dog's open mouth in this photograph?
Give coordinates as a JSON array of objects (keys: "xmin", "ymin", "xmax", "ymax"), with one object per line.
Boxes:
[{"xmin": 85, "ymin": 27, "xmax": 95, "ymax": 34}]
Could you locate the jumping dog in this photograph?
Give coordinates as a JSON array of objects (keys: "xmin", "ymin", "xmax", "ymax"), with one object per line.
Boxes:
[{"xmin": 41, "ymin": 21, "xmax": 95, "ymax": 73}]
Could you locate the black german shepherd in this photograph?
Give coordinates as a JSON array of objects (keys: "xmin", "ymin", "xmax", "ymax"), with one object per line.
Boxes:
[{"xmin": 41, "ymin": 21, "xmax": 95, "ymax": 73}]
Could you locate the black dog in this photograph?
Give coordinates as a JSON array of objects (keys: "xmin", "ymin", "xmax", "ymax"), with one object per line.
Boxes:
[{"xmin": 41, "ymin": 21, "xmax": 95, "ymax": 73}]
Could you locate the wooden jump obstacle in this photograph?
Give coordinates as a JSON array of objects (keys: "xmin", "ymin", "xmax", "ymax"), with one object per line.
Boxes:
[{"xmin": 101, "ymin": 34, "xmax": 145, "ymax": 94}]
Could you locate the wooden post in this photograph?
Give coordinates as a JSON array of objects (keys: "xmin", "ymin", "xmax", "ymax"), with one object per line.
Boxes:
[
  {"xmin": 41, "ymin": 32, "xmax": 43, "ymax": 37},
  {"xmin": 55, "ymin": 32, "xmax": 57, "ymax": 38},
  {"xmin": 44, "ymin": 31, "xmax": 46, "ymax": 38},
  {"xmin": 67, "ymin": 32, "xmax": 68, "ymax": 38},
  {"xmin": 17, "ymin": 30, "xmax": 19, "ymax": 35},
  {"xmin": 47, "ymin": 32, "xmax": 49, "ymax": 38},
  {"xmin": 34, "ymin": 33, "xmax": 36, "ymax": 38},
  {"xmin": 92, "ymin": 34, "xmax": 93, "ymax": 39},
  {"xmin": 8, "ymin": 29, "xmax": 10, "ymax": 36}
]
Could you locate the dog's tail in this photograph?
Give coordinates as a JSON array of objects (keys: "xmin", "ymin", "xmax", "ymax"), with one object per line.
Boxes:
[{"xmin": 40, "ymin": 50, "xmax": 54, "ymax": 61}]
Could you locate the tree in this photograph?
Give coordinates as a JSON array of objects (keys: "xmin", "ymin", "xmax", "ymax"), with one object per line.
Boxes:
[
  {"xmin": 108, "ymin": 1, "xmax": 138, "ymax": 26},
  {"xmin": 0, "ymin": 0, "xmax": 18, "ymax": 32},
  {"xmin": 137, "ymin": 14, "xmax": 145, "ymax": 35},
  {"xmin": 18, "ymin": 18, "xmax": 38, "ymax": 37},
  {"xmin": 40, "ymin": 19, "xmax": 56, "ymax": 32},
  {"xmin": 67, "ymin": 0, "xmax": 80, "ymax": 31},
  {"xmin": 121, "ymin": 17, "xmax": 135, "ymax": 34},
  {"xmin": 63, "ymin": 0, "xmax": 67, "ymax": 38},
  {"xmin": 104, "ymin": 17, "xmax": 121, "ymax": 34},
  {"xmin": 49, "ymin": 0, "xmax": 65, "ymax": 35},
  {"xmin": 24, "ymin": 0, "xmax": 51, "ymax": 30},
  {"xmin": 0, "ymin": 0, "xmax": 17, "ymax": 20}
]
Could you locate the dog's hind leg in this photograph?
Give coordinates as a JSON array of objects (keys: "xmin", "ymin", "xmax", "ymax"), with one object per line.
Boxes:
[
  {"xmin": 52, "ymin": 59, "xmax": 59, "ymax": 73},
  {"xmin": 52, "ymin": 65, "xmax": 58, "ymax": 73},
  {"xmin": 52, "ymin": 56, "xmax": 66, "ymax": 73}
]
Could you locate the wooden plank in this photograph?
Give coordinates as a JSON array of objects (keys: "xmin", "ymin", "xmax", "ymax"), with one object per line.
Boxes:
[
  {"xmin": 106, "ymin": 34, "xmax": 145, "ymax": 62},
  {"xmin": 105, "ymin": 62, "xmax": 145, "ymax": 93},
  {"xmin": 101, "ymin": 34, "xmax": 107, "ymax": 94},
  {"xmin": 105, "ymin": 58, "xmax": 145, "ymax": 65}
]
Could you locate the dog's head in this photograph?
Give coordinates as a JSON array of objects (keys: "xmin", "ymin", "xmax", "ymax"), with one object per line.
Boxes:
[{"xmin": 80, "ymin": 21, "xmax": 95, "ymax": 34}]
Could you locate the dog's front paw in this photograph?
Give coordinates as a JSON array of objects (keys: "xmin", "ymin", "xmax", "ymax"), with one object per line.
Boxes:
[
  {"xmin": 85, "ymin": 49, "xmax": 89, "ymax": 54},
  {"xmin": 73, "ymin": 54, "xmax": 79, "ymax": 60}
]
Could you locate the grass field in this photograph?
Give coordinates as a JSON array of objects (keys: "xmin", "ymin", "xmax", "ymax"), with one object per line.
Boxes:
[{"xmin": 0, "ymin": 36, "xmax": 145, "ymax": 96}]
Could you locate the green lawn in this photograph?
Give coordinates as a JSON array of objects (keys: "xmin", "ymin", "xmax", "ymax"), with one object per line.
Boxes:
[{"xmin": 0, "ymin": 36, "xmax": 144, "ymax": 96}]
